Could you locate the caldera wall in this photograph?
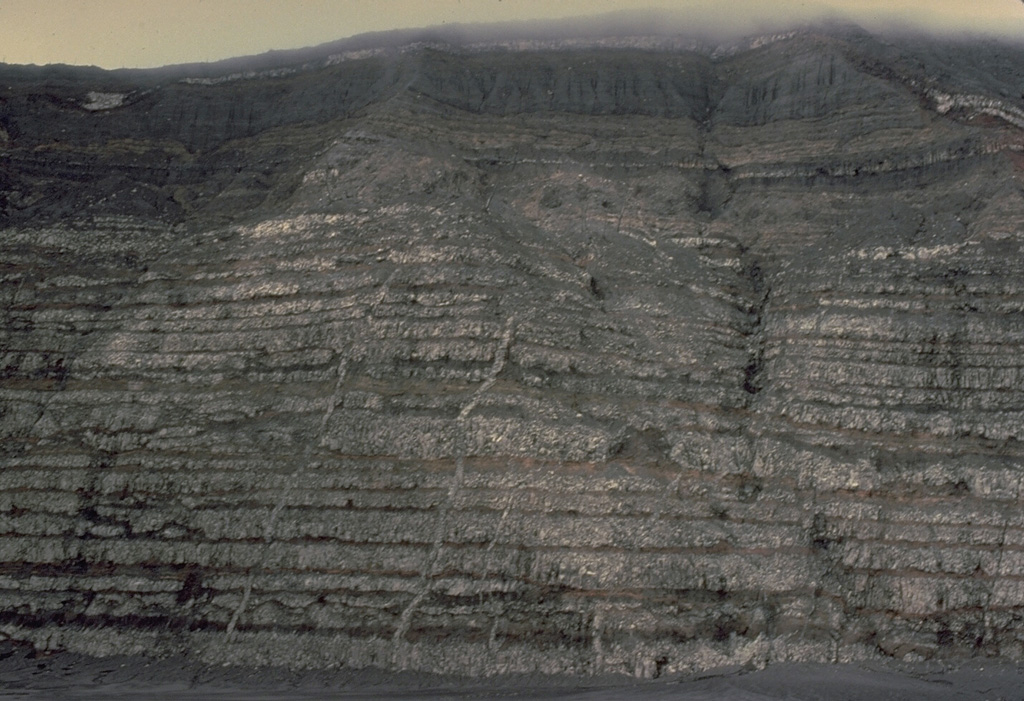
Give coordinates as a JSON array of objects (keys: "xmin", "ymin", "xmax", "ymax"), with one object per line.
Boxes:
[{"xmin": 2, "ymin": 28, "xmax": 1024, "ymax": 675}]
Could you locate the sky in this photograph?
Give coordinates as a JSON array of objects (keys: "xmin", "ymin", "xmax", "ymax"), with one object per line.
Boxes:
[{"xmin": 0, "ymin": 0, "xmax": 1022, "ymax": 69}]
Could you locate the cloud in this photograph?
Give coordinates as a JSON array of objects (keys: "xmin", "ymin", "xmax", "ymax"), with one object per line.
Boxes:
[{"xmin": 0, "ymin": 0, "xmax": 1021, "ymax": 69}]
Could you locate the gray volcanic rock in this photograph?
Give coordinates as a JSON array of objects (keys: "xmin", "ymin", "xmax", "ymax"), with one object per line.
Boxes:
[{"xmin": 2, "ymin": 24, "xmax": 1024, "ymax": 678}]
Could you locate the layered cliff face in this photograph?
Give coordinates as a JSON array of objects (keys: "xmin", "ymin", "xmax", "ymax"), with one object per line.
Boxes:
[{"xmin": 2, "ymin": 26, "xmax": 1024, "ymax": 676}]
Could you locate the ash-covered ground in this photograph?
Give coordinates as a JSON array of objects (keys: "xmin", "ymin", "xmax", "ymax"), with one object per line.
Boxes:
[{"xmin": 0, "ymin": 644, "xmax": 1021, "ymax": 700}]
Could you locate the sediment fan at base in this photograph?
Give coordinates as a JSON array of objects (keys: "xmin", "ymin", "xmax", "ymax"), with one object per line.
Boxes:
[{"xmin": 2, "ymin": 24, "xmax": 1024, "ymax": 676}]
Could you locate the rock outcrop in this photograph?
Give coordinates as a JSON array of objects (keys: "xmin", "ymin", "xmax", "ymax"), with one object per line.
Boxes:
[{"xmin": 3, "ymin": 24, "xmax": 1024, "ymax": 676}]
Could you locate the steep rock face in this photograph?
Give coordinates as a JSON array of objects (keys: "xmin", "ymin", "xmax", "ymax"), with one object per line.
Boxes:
[{"xmin": 2, "ymin": 28, "xmax": 1024, "ymax": 676}]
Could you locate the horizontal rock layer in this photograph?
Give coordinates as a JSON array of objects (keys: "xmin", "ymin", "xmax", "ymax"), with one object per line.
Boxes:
[{"xmin": 2, "ymin": 27, "xmax": 1024, "ymax": 675}]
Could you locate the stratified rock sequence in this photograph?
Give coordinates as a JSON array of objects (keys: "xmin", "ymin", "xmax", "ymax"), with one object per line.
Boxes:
[{"xmin": 2, "ymin": 23, "xmax": 1024, "ymax": 677}]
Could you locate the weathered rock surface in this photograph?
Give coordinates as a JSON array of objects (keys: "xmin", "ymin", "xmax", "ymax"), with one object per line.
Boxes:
[{"xmin": 2, "ymin": 24, "xmax": 1024, "ymax": 676}]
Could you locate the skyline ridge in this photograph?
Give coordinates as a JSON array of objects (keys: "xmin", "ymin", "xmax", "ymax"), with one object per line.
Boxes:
[
  {"xmin": 1, "ymin": 0, "xmax": 1022, "ymax": 69},
  {"xmin": 3, "ymin": 12, "xmax": 1021, "ymax": 77}
]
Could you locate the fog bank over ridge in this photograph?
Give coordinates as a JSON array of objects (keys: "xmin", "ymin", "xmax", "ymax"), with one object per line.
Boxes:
[
  {"xmin": 434, "ymin": 2, "xmax": 1024, "ymax": 46},
  {"xmin": 54, "ymin": 8, "xmax": 1024, "ymax": 81},
  {"xmin": 139, "ymin": 5, "xmax": 1024, "ymax": 75},
  {"xmin": 0, "ymin": 0, "xmax": 1022, "ymax": 70}
]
